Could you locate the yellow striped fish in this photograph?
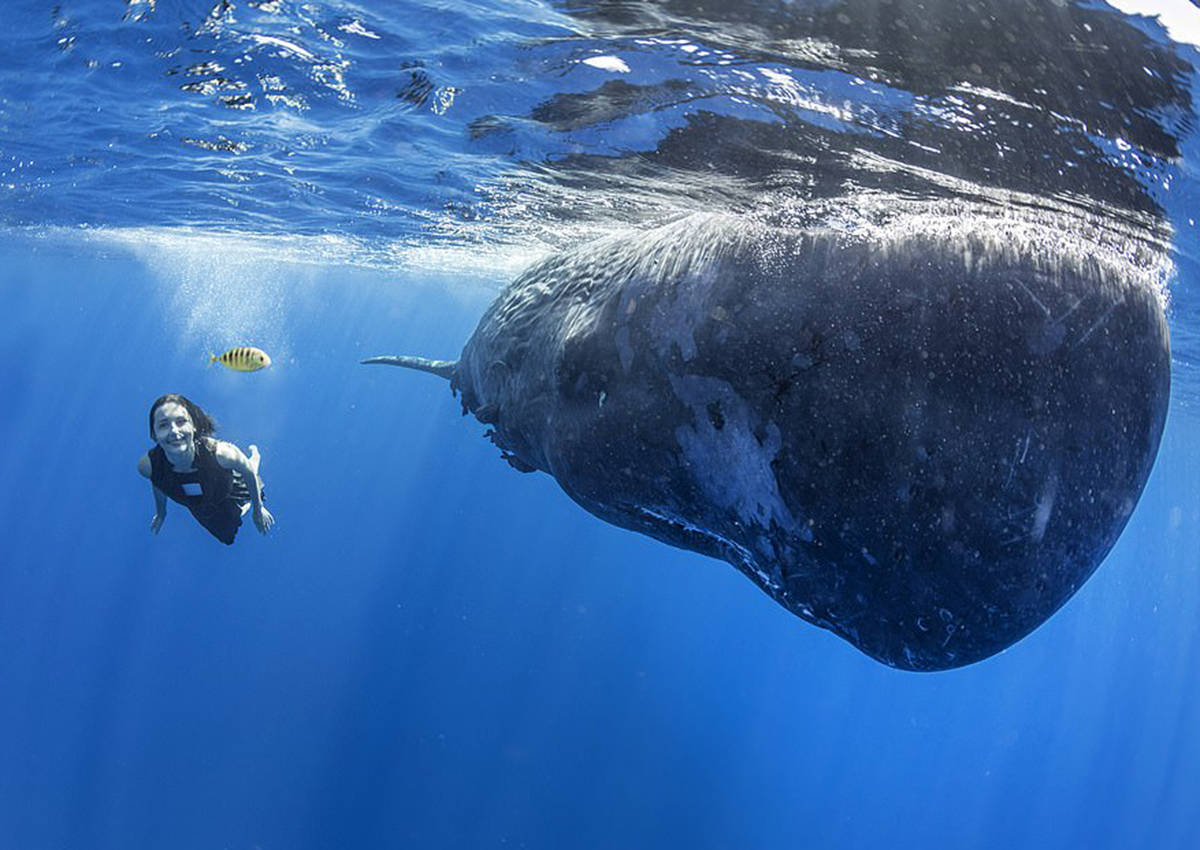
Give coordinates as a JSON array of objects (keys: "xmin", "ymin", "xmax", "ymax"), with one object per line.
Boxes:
[{"xmin": 210, "ymin": 345, "xmax": 272, "ymax": 372}]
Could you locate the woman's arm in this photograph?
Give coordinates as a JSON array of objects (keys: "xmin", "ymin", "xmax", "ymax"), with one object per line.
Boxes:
[
  {"xmin": 212, "ymin": 440, "xmax": 274, "ymax": 533},
  {"xmin": 137, "ymin": 454, "xmax": 167, "ymax": 532}
]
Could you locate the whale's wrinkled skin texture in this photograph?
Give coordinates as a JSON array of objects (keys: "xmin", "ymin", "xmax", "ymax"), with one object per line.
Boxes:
[{"xmin": 423, "ymin": 212, "xmax": 1170, "ymax": 670}]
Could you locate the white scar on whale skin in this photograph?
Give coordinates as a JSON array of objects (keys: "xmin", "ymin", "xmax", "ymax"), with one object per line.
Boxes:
[
  {"xmin": 1030, "ymin": 475, "xmax": 1059, "ymax": 543},
  {"xmin": 668, "ymin": 373, "xmax": 795, "ymax": 539}
]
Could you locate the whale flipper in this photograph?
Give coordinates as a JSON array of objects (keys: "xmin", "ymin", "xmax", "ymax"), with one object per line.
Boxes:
[{"xmin": 362, "ymin": 355, "xmax": 458, "ymax": 381}]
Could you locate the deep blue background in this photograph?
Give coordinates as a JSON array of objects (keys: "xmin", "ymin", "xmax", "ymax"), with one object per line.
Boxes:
[{"xmin": 0, "ymin": 229, "xmax": 1197, "ymax": 850}]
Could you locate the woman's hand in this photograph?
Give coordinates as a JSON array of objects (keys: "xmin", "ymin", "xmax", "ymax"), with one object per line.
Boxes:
[
  {"xmin": 150, "ymin": 512, "xmax": 165, "ymax": 534},
  {"xmin": 253, "ymin": 505, "xmax": 274, "ymax": 534}
]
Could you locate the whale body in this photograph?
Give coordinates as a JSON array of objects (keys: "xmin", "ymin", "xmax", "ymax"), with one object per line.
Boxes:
[{"xmin": 367, "ymin": 211, "xmax": 1170, "ymax": 670}]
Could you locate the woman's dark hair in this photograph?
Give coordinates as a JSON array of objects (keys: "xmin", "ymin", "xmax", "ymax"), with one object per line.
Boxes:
[{"xmin": 148, "ymin": 394, "xmax": 217, "ymax": 439}]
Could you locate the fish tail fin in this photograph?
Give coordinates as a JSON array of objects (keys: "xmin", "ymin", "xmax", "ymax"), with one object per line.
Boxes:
[
  {"xmin": 361, "ymin": 355, "xmax": 458, "ymax": 381},
  {"xmin": 209, "ymin": 352, "xmax": 217, "ymax": 366}
]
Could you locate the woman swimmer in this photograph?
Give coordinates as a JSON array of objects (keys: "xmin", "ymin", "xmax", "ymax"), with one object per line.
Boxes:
[{"xmin": 136, "ymin": 394, "xmax": 274, "ymax": 544}]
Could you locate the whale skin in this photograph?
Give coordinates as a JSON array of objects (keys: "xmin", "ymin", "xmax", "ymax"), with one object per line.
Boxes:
[{"xmin": 397, "ymin": 212, "xmax": 1171, "ymax": 670}]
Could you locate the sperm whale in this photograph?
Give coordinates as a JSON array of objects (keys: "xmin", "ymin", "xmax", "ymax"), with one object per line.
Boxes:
[{"xmin": 365, "ymin": 211, "xmax": 1170, "ymax": 670}]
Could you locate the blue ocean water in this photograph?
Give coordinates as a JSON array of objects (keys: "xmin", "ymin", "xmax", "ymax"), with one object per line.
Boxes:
[{"xmin": 2, "ymin": 0, "xmax": 1199, "ymax": 848}]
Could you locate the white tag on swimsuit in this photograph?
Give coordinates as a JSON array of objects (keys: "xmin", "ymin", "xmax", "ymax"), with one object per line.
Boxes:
[{"xmin": 181, "ymin": 482, "xmax": 203, "ymax": 497}]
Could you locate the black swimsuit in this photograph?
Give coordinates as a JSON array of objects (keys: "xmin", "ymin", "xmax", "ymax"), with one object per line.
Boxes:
[{"xmin": 149, "ymin": 439, "xmax": 252, "ymax": 545}]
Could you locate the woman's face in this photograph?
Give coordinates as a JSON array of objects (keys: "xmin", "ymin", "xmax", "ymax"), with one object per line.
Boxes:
[{"xmin": 153, "ymin": 402, "xmax": 195, "ymax": 455}]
